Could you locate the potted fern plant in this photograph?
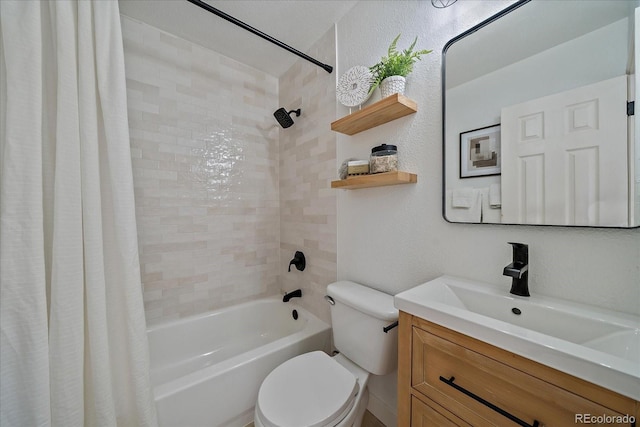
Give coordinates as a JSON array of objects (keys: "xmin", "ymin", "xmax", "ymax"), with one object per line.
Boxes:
[{"xmin": 370, "ymin": 34, "xmax": 432, "ymax": 98}]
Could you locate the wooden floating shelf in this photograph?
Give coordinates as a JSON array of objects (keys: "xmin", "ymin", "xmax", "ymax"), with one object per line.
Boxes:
[
  {"xmin": 331, "ymin": 94, "xmax": 418, "ymax": 135},
  {"xmin": 331, "ymin": 171, "xmax": 418, "ymax": 190}
]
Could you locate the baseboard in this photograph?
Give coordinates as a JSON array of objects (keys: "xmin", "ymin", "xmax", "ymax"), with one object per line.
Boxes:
[
  {"xmin": 224, "ymin": 407, "xmax": 254, "ymax": 427},
  {"xmin": 366, "ymin": 392, "xmax": 397, "ymax": 427}
]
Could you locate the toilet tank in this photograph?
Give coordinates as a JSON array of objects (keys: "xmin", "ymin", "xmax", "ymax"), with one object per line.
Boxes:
[{"xmin": 327, "ymin": 281, "xmax": 398, "ymax": 375}]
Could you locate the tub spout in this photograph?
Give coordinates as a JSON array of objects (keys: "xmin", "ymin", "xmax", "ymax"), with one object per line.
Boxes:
[{"xmin": 283, "ymin": 289, "xmax": 302, "ymax": 302}]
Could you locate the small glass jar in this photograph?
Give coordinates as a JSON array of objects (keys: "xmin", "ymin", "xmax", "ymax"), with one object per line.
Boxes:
[{"xmin": 370, "ymin": 144, "xmax": 398, "ymax": 174}]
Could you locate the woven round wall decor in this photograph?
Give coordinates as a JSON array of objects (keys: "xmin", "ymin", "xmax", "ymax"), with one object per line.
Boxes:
[{"xmin": 336, "ymin": 65, "xmax": 373, "ymax": 107}]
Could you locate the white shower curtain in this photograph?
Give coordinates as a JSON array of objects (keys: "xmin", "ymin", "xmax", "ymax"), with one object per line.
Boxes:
[{"xmin": 0, "ymin": 1, "xmax": 157, "ymax": 426}]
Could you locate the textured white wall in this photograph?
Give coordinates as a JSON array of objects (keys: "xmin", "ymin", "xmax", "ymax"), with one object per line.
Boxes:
[
  {"xmin": 337, "ymin": 0, "xmax": 640, "ymax": 321},
  {"xmin": 335, "ymin": 1, "xmax": 640, "ymax": 425}
]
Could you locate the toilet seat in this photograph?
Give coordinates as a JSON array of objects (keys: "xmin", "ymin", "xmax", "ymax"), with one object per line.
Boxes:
[{"xmin": 256, "ymin": 351, "xmax": 359, "ymax": 427}]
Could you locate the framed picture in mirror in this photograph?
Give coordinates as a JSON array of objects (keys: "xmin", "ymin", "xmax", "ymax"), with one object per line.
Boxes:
[{"xmin": 459, "ymin": 124, "xmax": 501, "ymax": 178}]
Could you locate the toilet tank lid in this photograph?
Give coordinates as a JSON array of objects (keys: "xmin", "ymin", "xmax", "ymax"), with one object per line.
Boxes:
[{"xmin": 327, "ymin": 281, "xmax": 398, "ymax": 321}]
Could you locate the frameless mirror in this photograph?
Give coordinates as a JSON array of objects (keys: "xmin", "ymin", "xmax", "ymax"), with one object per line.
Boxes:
[{"xmin": 443, "ymin": 0, "xmax": 640, "ymax": 227}]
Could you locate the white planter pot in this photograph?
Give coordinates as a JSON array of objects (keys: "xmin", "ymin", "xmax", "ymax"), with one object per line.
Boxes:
[{"xmin": 380, "ymin": 75, "xmax": 406, "ymax": 98}]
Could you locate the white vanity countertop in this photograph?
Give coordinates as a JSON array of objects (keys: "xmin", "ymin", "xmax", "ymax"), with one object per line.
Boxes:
[{"xmin": 394, "ymin": 275, "xmax": 640, "ymax": 400}]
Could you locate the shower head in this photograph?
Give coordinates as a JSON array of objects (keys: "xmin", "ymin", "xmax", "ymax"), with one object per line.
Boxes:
[{"xmin": 274, "ymin": 108, "xmax": 301, "ymax": 128}]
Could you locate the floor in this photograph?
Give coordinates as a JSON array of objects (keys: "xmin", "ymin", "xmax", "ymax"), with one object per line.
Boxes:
[
  {"xmin": 362, "ymin": 410, "xmax": 387, "ymax": 427},
  {"xmin": 244, "ymin": 410, "xmax": 386, "ymax": 427}
]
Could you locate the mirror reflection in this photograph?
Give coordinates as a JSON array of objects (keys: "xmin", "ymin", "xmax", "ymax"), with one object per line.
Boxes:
[{"xmin": 443, "ymin": 0, "xmax": 639, "ymax": 227}]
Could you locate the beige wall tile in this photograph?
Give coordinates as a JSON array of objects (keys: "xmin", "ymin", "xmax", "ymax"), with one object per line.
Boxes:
[
  {"xmin": 122, "ymin": 16, "xmax": 280, "ymax": 325},
  {"xmin": 279, "ymin": 27, "xmax": 337, "ymax": 325},
  {"xmin": 123, "ymin": 16, "xmax": 336, "ymax": 326}
]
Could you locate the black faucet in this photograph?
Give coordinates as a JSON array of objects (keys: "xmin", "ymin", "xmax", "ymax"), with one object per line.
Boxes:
[
  {"xmin": 283, "ymin": 289, "xmax": 302, "ymax": 302},
  {"xmin": 288, "ymin": 251, "xmax": 306, "ymax": 272},
  {"xmin": 503, "ymin": 242, "xmax": 529, "ymax": 297}
]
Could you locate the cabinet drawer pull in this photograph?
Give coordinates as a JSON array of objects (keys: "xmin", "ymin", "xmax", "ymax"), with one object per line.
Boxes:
[{"xmin": 439, "ymin": 376, "xmax": 541, "ymax": 427}]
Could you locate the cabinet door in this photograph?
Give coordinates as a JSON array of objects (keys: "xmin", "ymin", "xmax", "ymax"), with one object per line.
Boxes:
[{"xmin": 411, "ymin": 396, "xmax": 470, "ymax": 427}]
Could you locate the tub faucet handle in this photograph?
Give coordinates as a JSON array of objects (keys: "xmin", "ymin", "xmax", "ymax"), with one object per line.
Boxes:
[{"xmin": 288, "ymin": 251, "xmax": 306, "ymax": 272}]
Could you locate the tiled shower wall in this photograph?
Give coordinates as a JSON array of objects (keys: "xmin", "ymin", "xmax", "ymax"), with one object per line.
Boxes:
[
  {"xmin": 121, "ymin": 16, "xmax": 281, "ymax": 324},
  {"xmin": 279, "ymin": 27, "xmax": 337, "ymax": 324}
]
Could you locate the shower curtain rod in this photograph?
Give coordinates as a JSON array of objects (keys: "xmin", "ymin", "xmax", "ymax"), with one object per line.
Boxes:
[{"xmin": 186, "ymin": 0, "xmax": 334, "ymax": 74}]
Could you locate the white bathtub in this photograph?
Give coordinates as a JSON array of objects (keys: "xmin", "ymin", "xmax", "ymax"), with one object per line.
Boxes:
[{"xmin": 147, "ymin": 297, "xmax": 331, "ymax": 427}]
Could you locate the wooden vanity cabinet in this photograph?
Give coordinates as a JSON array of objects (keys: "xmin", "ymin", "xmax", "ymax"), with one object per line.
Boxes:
[
  {"xmin": 398, "ymin": 311, "xmax": 640, "ymax": 427},
  {"xmin": 411, "ymin": 395, "xmax": 471, "ymax": 427}
]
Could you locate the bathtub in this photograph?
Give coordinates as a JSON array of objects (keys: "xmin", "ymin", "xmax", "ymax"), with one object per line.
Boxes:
[{"xmin": 147, "ymin": 297, "xmax": 331, "ymax": 427}]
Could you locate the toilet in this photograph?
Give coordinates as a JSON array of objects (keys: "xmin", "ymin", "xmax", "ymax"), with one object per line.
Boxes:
[{"xmin": 254, "ymin": 281, "xmax": 398, "ymax": 427}]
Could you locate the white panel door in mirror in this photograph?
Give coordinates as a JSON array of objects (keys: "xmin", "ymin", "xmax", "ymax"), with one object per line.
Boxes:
[{"xmin": 501, "ymin": 75, "xmax": 629, "ymax": 226}]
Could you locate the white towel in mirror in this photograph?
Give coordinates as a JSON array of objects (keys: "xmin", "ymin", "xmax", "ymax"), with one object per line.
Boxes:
[
  {"xmin": 489, "ymin": 183, "xmax": 501, "ymax": 208},
  {"xmin": 481, "ymin": 188, "xmax": 502, "ymax": 223},
  {"xmin": 446, "ymin": 189, "xmax": 481, "ymax": 222},
  {"xmin": 451, "ymin": 188, "xmax": 476, "ymax": 208}
]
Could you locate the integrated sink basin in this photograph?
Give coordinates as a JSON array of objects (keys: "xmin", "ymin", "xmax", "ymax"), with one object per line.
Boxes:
[{"xmin": 394, "ymin": 275, "xmax": 640, "ymax": 400}]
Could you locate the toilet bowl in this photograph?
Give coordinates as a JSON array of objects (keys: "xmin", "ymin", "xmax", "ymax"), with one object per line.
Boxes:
[
  {"xmin": 254, "ymin": 281, "xmax": 398, "ymax": 427},
  {"xmin": 254, "ymin": 352, "xmax": 369, "ymax": 427}
]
